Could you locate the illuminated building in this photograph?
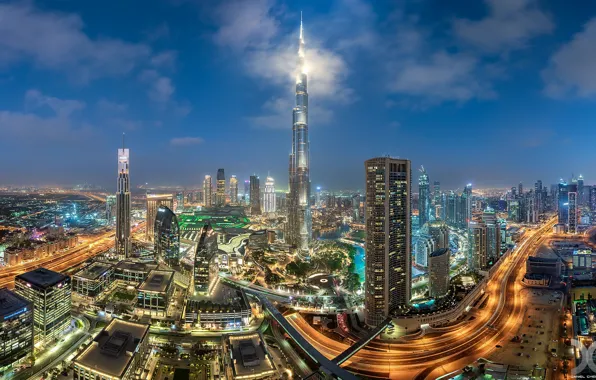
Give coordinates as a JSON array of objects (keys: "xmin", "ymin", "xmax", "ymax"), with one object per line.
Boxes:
[
  {"xmin": 230, "ymin": 175, "xmax": 239, "ymax": 205},
  {"xmin": 175, "ymin": 191, "xmax": 184, "ymax": 212},
  {"xmin": 568, "ymin": 185, "xmax": 578, "ymax": 234},
  {"xmin": 511, "ymin": 186, "xmax": 517, "ymax": 199},
  {"xmin": 154, "ymin": 206, "xmax": 180, "ymax": 265},
  {"xmin": 460, "ymin": 184, "xmax": 473, "ymax": 228},
  {"xmin": 216, "ymin": 168, "xmax": 226, "ymax": 207},
  {"xmin": 364, "ymin": 157, "xmax": 411, "ymax": 326},
  {"xmin": 467, "ymin": 221, "xmax": 487, "ymax": 272},
  {"xmin": 428, "ymin": 220, "xmax": 449, "ymax": 249},
  {"xmin": 106, "ymin": 195, "xmax": 116, "ymax": 222},
  {"xmin": 287, "ymin": 16, "xmax": 312, "ymax": 254},
  {"xmin": 482, "ymin": 207, "xmax": 501, "ymax": 262},
  {"xmin": 135, "ymin": 269, "xmax": 175, "ymax": 318},
  {"xmin": 224, "ymin": 333, "xmax": 277, "ymax": 380},
  {"xmin": 73, "ymin": 319, "xmax": 149, "ymax": 380},
  {"xmin": 446, "ymin": 191, "xmax": 457, "ymax": 226},
  {"xmin": 145, "ymin": 193, "xmax": 173, "ymax": 242},
  {"xmin": 263, "ymin": 176, "xmax": 276, "ymax": 213},
  {"xmin": 14, "ymin": 268, "xmax": 71, "ymax": 345},
  {"xmin": 518, "ymin": 182, "xmax": 523, "ymax": 196},
  {"xmin": 244, "ymin": 180, "xmax": 250, "ymax": 205},
  {"xmin": 115, "ymin": 139, "xmax": 131, "ymax": 259},
  {"xmin": 250, "ymin": 175, "xmax": 261, "ymax": 215},
  {"xmin": 203, "ymin": 175, "xmax": 213, "ymax": 207},
  {"xmin": 0, "ymin": 289, "xmax": 33, "ymax": 370},
  {"xmin": 72, "ymin": 261, "xmax": 114, "ymax": 300},
  {"xmin": 590, "ymin": 187, "xmax": 596, "ymax": 216},
  {"xmin": 578, "ymin": 174, "xmax": 585, "ymax": 205},
  {"xmin": 184, "ymin": 290, "xmax": 252, "ymax": 329},
  {"xmin": 315, "ymin": 186, "xmax": 321, "ymax": 207},
  {"xmin": 193, "ymin": 225, "xmax": 219, "ymax": 295},
  {"xmin": 534, "ymin": 180, "xmax": 543, "ymax": 215},
  {"xmin": 415, "ymin": 234, "xmax": 434, "ymax": 267},
  {"xmin": 428, "ymin": 248, "xmax": 450, "ymax": 298},
  {"xmin": 418, "ymin": 166, "xmax": 430, "ymax": 227}
]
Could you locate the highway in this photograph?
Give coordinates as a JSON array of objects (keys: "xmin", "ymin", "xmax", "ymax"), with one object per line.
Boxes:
[
  {"xmin": 0, "ymin": 223, "xmax": 144, "ymax": 289},
  {"xmin": 282, "ymin": 218, "xmax": 557, "ymax": 379}
]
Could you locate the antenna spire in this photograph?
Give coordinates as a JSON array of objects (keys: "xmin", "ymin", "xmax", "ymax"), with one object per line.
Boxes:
[
  {"xmin": 122, "ymin": 133, "xmax": 125, "ymax": 149},
  {"xmin": 300, "ymin": 11, "xmax": 303, "ymax": 40}
]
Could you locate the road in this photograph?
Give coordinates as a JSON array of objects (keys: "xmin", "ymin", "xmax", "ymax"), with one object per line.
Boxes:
[
  {"xmin": 0, "ymin": 223, "xmax": 144, "ymax": 289},
  {"xmin": 282, "ymin": 218, "xmax": 557, "ymax": 379}
]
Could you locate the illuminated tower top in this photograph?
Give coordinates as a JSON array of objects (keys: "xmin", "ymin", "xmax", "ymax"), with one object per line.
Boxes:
[{"xmin": 117, "ymin": 134, "xmax": 129, "ymax": 175}]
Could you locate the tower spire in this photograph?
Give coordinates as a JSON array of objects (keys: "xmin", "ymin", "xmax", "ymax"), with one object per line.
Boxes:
[
  {"xmin": 300, "ymin": 11, "xmax": 303, "ymax": 40},
  {"xmin": 122, "ymin": 132, "xmax": 125, "ymax": 149}
]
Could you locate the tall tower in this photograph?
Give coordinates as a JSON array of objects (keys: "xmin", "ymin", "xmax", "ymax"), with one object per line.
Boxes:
[
  {"xmin": 418, "ymin": 166, "xmax": 430, "ymax": 227},
  {"xmin": 287, "ymin": 15, "xmax": 312, "ymax": 254},
  {"xmin": 364, "ymin": 157, "xmax": 411, "ymax": 326},
  {"xmin": 146, "ymin": 193, "xmax": 173, "ymax": 241},
  {"xmin": 230, "ymin": 175, "xmax": 238, "ymax": 205},
  {"xmin": 264, "ymin": 176, "xmax": 276, "ymax": 213},
  {"xmin": 115, "ymin": 136, "xmax": 131, "ymax": 259},
  {"xmin": 250, "ymin": 175, "xmax": 261, "ymax": 215},
  {"xmin": 216, "ymin": 169, "xmax": 226, "ymax": 206},
  {"xmin": 203, "ymin": 175, "xmax": 212, "ymax": 207}
]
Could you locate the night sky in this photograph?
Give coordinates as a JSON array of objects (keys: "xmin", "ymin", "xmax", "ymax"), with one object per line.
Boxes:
[{"xmin": 1, "ymin": 0, "xmax": 595, "ymax": 190}]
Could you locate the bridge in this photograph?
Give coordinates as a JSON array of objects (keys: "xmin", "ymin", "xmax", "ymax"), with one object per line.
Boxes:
[
  {"xmin": 248, "ymin": 291, "xmax": 358, "ymax": 380},
  {"xmin": 332, "ymin": 316, "xmax": 393, "ymax": 365}
]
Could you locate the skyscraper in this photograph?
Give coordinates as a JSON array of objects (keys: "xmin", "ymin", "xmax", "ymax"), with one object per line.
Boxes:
[
  {"xmin": 468, "ymin": 221, "xmax": 487, "ymax": 272},
  {"xmin": 518, "ymin": 182, "xmax": 523, "ymax": 197},
  {"xmin": 154, "ymin": 206, "xmax": 180, "ymax": 265},
  {"xmin": 428, "ymin": 220, "xmax": 449, "ymax": 249},
  {"xmin": 418, "ymin": 166, "xmax": 430, "ymax": 227},
  {"xmin": 146, "ymin": 193, "xmax": 173, "ymax": 242},
  {"xmin": 0, "ymin": 288, "xmax": 33, "ymax": 369},
  {"xmin": 287, "ymin": 16, "xmax": 312, "ymax": 254},
  {"xmin": 558, "ymin": 181, "xmax": 569, "ymax": 226},
  {"xmin": 244, "ymin": 180, "xmax": 250, "ymax": 205},
  {"xmin": 230, "ymin": 175, "xmax": 238, "ymax": 205},
  {"xmin": 106, "ymin": 195, "xmax": 116, "ymax": 222},
  {"xmin": 315, "ymin": 186, "xmax": 322, "ymax": 208},
  {"xmin": 534, "ymin": 180, "xmax": 543, "ymax": 215},
  {"xmin": 482, "ymin": 207, "xmax": 501, "ymax": 263},
  {"xmin": 216, "ymin": 168, "xmax": 226, "ymax": 206},
  {"xmin": 568, "ymin": 184, "xmax": 578, "ymax": 234},
  {"xmin": 203, "ymin": 175, "xmax": 212, "ymax": 207},
  {"xmin": 578, "ymin": 174, "xmax": 585, "ymax": 206},
  {"xmin": 175, "ymin": 191, "xmax": 184, "ymax": 212},
  {"xmin": 115, "ymin": 140, "xmax": 131, "ymax": 259},
  {"xmin": 263, "ymin": 176, "xmax": 276, "ymax": 213},
  {"xmin": 462, "ymin": 184, "xmax": 473, "ymax": 227},
  {"xmin": 250, "ymin": 175, "xmax": 261, "ymax": 215},
  {"xmin": 364, "ymin": 157, "xmax": 411, "ymax": 326},
  {"xmin": 428, "ymin": 248, "xmax": 450, "ymax": 298},
  {"xmin": 590, "ymin": 187, "xmax": 596, "ymax": 214}
]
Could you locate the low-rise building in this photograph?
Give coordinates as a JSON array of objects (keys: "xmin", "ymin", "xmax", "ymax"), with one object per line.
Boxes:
[
  {"xmin": 135, "ymin": 269, "xmax": 175, "ymax": 318},
  {"xmin": 0, "ymin": 289, "xmax": 33, "ymax": 370},
  {"xmin": 73, "ymin": 319, "xmax": 149, "ymax": 380},
  {"xmin": 224, "ymin": 332, "xmax": 276, "ymax": 380},
  {"xmin": 114, "ymin": 260, "xmax": 157, "ymax": 285},
  {"xmin": 184, "ymin": 290, "xmax": 252, "ymax": 330},
  {"xmin": 72, "ymin": 261, "xmax": 115, "ymax": 300}
]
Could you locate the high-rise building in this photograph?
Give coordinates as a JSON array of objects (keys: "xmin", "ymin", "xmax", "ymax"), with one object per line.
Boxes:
[
  {"xmin": 418, "ymin": 166, "xmax": 430, "ymax": 227},
  {"xmin": 106, "ymin": 195, "xmax": 116, "ymax": 222},
  {"xmin": 433, "ymin": 181, "xmax": 441, "ymax": 204},
  {"xmin": 428, "ymin": 248, "xmax": 450, "ymax": 298},
  {"xmin": 534, "ymin": 180, "xmax": 543, "ymax": 215},
  {"xmin": 194, "ymin": 225, "xmax": 218, "ymax": 295},
  {"xmin": 115, "ymin": 141, "xmax": 131, "ymax": 259},
  {"xmin": 364, "ymin": 157, "xmax": 411, "ymax": 326},
  {"xmin": 15, "ymin": 268, "xmax": 71, "ymax": 345},
  {"xmin": 203, "ymin": 175, "xmax": 212, "ymax": 207},
  {"xmin": 315, "ymin": 186, "xmax": 322, "ymax": 208},
  {"xmin": 0, "ymin": 288, "xmax": 33, "ymax": 369},
  {"xmin": 468, "ymin": 221, "xmax": 487, "ymax": 272},
  {"xmin": 145, "ymin": 193, "xmax": 173, "ymax": 242},
  {"xmin": 415, "ymin": 234, "xmax": 434, "ymax": 267},
  {"xmin": 558, "ymin": 181, "xmax": 569, "ymax": 226},
  {"xmin": 230, "ymin": 175, "xmax": 238, "ymax": 205},
  {"xmin": 568, "ymin": 184, "xmax": 578, "ymax": 234},
  {"xmin": 175, "ymin": 192, "xmax": 184, "ymax": 213},
  {"xmin": 287, "ymin": 17, "xmax": 312, "ymax": 254},
  {"xmin": 511, "ymin": 186, "xmax": 517, "ymax": 199},
  {"xmin": 154, "ymin": 206, "xmax": 180, "ymax": 265},
  {"xmin": 250, "ymin": 175, "xmax": 261, "ymax": 215},
  {"xmin": 244, "ymin": 180, "xmax": 250, "ymax": 205},
  {"xmin": 590, "ymin": 187, "xmax": 596, "ymax": 215},
  {"xmin": 578, "ymin": 174, "xmax": 585, "ymax": 205},
  {"xmin": 482, "ymin": 207, "xmax": 501, "ymax": 262},
  {"xmin": 518, "ymin": 182, "xmax": 523, "ymax": 197},
  {"xmin": 263, "ymin": 176, "xmax": 276, "ymax": 213},
  {"xmin": 428, "ymin": 220, "xmax": 449, "ymax": 249},
  {"xmin": 216, "ymin": 168, "xmax": 226, "ymax": 207},
  {"xmin": 461, "ymin": 184, "xmax": 473, "ymax": 228}
]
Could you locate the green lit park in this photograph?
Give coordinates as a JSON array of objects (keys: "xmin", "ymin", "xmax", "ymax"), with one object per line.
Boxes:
[{"xmin": 178, "ymin": 209, "xmax": 250, "ymax": 230}]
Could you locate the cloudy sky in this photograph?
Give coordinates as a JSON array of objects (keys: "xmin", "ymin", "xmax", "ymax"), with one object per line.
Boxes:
[{"xmin": 0, "ymin": 0, "xmax": 595, "ymax": 190}]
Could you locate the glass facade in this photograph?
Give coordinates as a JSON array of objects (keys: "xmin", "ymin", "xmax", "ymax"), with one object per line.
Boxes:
[
  {"xmin": 0, "ymin": 289, "xmax": 33, "ymax": 369},
  {"xmin": 154, "ymin": 206, "xmax": 180, "ymax": 265}
]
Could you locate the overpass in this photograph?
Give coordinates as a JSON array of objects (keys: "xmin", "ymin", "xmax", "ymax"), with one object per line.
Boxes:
[
  {"xmin": 332, "ymin": 316, "xmax": 393, "ymax": 365},
  {"xmin": 248, "ymin": 291, "xmax": 357, "ymax": 380}
]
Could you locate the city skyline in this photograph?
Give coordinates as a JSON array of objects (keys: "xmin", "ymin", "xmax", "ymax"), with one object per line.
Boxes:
[{"xmin": 1, "ymin": 1, "xmax": 596, "ymax": 189}]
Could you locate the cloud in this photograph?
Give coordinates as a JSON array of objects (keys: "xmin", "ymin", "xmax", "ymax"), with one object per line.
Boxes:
[
  {"xmin": 170, "ymin": 137, "xmax": 204, "ymax": 146},
  {"xmin": 25, "ymin": 89, "xmax": 85, "ymax": 117},
  {"xmin": 542, "ymin": 18, "xmax": 596, "ymax": 98},
  {"xmin": 0, "ymin": 110, "xmax": 94, "ymax": 141},
  {"xmin": 453, "ymin": 0, "xmax": 554, "ymax": 53},
  {"xmin": 140, "ymin": 70, "xmax": 175, "ymax": 103},
  {"xmin": 0, "ymin": 3, "xmax": 152, "ymax": 82},
  {"xmin": 150, "ymin": 50, "xmax": 177, "ymax": 68},
  {"xmin": 110, "ymin": 118, "xmax": 142, "ymax": 131}
]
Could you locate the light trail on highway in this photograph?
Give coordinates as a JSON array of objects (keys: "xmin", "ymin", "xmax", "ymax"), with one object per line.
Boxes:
[{"xmin": 283, "ymin": 218, "xmax": 557, "ymax": 379}]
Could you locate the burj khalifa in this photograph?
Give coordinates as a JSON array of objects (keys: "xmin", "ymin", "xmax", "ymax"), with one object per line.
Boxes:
[{"xmin": 288, "ymin": 15, "xmax": 312, "ymax": 255}]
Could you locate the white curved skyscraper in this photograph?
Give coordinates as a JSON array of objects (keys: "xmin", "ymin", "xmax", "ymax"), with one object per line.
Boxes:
[
  {"xmin": 288, "ymin": 15, "xmax": 312, "ymax": 254},
  {"xmin": 264, "ymin": 176, "xmax": 276, "ymax": 213}
]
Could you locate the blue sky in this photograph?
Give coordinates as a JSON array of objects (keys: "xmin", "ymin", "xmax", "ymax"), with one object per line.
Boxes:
[{"xmin": 1, "ymin": 0, "xmax": 596, "ymax": 190}]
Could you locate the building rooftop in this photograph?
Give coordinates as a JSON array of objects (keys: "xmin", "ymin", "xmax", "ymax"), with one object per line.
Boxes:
[
  {"xmin": 16, "ymin": 267, "xmax": 69, "ymax": 289},
  {"xmin": 116, "ymin": 260, "xmax": 157, "ymax": 273},
  {"xmin": 430, "ymin": 248, "xmax": 449, "ymax": 258},
  {"xmin": 138, "ymin": 269, "xmax": 174, "ymax": 293},
  {"xmin": 74, "ymin": 261, "xmax": 114, "ymax": 281},
  {"xmin": 0, "ymin": 288, "xmax": 31, "ymax": 318},
  {"xmin": 228, "ymin": 333, "xmax": 275, "ymax": 379},
  {"xmin": 73, "ymin": 319, "xmax": 149, "ymax": 378}
]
